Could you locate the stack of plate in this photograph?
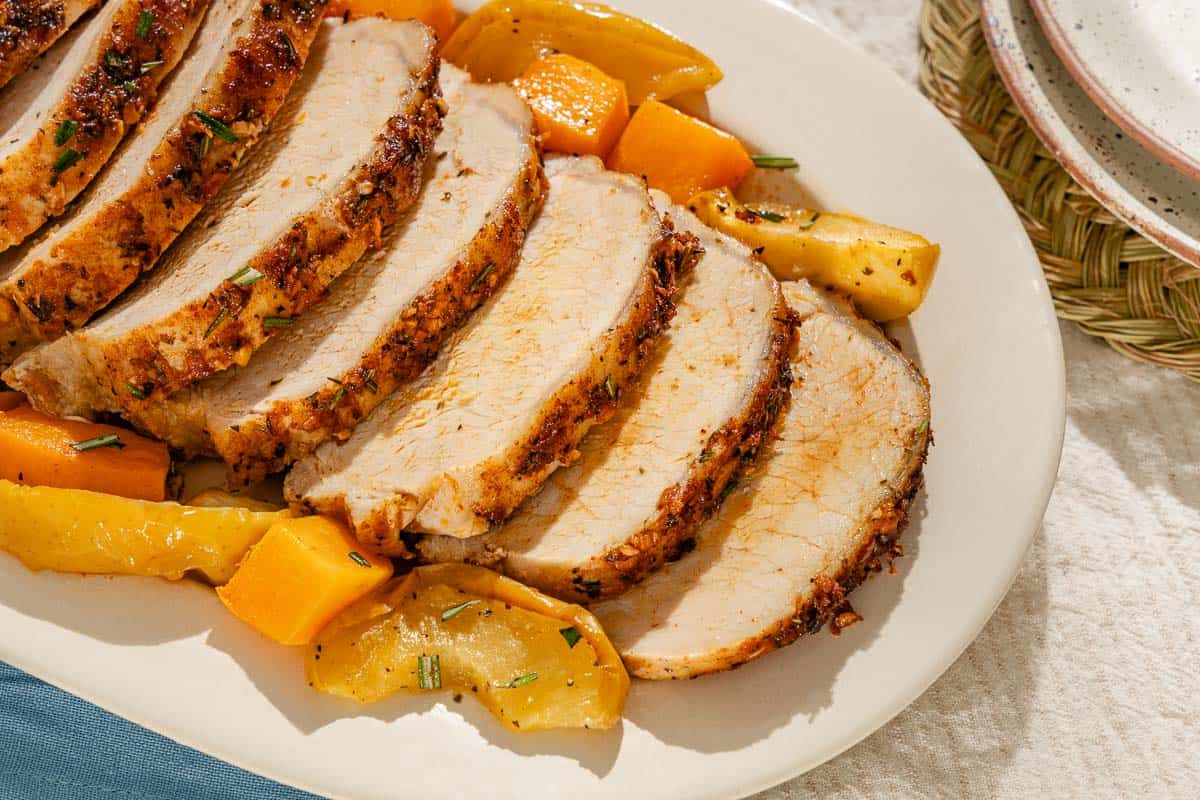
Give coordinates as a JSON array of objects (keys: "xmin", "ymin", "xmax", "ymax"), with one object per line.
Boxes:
[{"xmin": 981, "ymin": 0, "xmax": 1200, "ymax": 265}]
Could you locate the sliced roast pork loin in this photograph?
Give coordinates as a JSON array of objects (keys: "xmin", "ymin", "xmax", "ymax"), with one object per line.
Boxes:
[
  {"xmin": 0, "ymin": 0, "xmax": 102, "ymax": 90},
  {"xmin": 6, "ymin": 18, "xmax": 443, "ymax": 417},
  {"xmin": 137, "ymin": 65, "xmax": 546, "ymax": 484},
  {"xmin": 0, "ymin": 0, "xmax": 327, "ymax": 367},
  {"xmin": 418, "ymin": 202, "xmax": 793, "ymax": 602},
  {"xmin": 286, "ymin": 157, "xmax": 698, "ymax": 552},
  {"xmin": 592, "ymin": 280, "xmax": 931, "ymax": 680},
  {"xmin": 0, "ymin": 0, "xmax": 206, "ymax": 252}
]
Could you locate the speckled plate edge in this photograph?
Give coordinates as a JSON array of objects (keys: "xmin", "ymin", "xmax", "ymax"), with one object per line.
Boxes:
[
  {"xmin": 983, "ymin": 0, "xmax": 1200, "ymax": 267},
  {"xmin": 1029, "ymin": 0, "xmax": 1200, "ymax": 182}
]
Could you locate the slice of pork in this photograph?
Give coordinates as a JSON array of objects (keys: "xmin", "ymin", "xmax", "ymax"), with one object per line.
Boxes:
[
  {"xmin": 286, "ymin": 157, "xmax": 697, "ymax": 551},
  {"xmin": 418, "ymin": 204, "xmax": 793, "ymax": 602},
  {"xmin": 0, "ymin": 0, "xmax": 327, "ymax": 367},
  {"xmin": 0, "ymin": 0, "xmax": 207, "ymax": 252},
  {"xmin": 6, "ymin": 17, "xmax": 442, "ymax": 416},
  {"xmin": 0, "ymin": 0, "xmax": 102, "ymax": 90},
  {"xmin": 137, "ymin": 66, "xmax": 546, "ymax": 484},
  {"xmin": 592, "ymin": 280, "xmax": 931, "ymax": 680}
]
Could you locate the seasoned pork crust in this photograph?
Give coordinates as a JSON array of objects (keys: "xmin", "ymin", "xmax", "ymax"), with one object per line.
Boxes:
[
  {"xmin": 137, "ymin": 67, "xmax": 546, "ymax": 484},
  {"xmin": 0, "ymin": 0, "xmax": 327, "ymax": 366},
  {"xmin": 593, "ymin": 280, "xmax": 931, "ymax": 680},
  {"xmin": 417, "ymin": 203, "xmax": 793, "ymax": 602},
  {"xmin": 0, "ymin": 0, "xmax": 101, "ymax": 90},
  {"xmin": 6, "ymin": 18, "xmax": 443, "ymax": 417},
  {"xmin": 287, "ymin": 157, "xmax": 698, "ymax": 552},
  {"xmin": 0, "ymin": 0, "xmax": 206, "ymax": 252}
]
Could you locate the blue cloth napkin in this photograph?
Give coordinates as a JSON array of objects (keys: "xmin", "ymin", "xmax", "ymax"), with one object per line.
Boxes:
[{"xmin": 0, "ymin": 662, "xmax": 323, "ymax": 800}]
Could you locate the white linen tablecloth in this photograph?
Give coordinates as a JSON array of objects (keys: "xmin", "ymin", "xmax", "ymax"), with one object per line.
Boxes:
[{"xmin": 760, "ymin": 3, "xmax": 1200, "ymax": 798}]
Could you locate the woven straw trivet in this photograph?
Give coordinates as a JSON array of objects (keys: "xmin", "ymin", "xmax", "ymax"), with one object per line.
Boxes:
[{"xmin": 917, "ymin": 0, "xmax": 1200, "ymax": 380}]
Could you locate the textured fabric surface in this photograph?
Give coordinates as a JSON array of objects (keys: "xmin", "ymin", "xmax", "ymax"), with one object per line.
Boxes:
[
  {"xmin": 0, "ymin": 662, "xmax": 318, "ymax": 800},
  {"xmin": 758, "ymin": 3, "xmax": 1200, "ymax": 798},
  {"xmin": 2, "ymin": 4, "xmax": 1197, "ymax": 799}
]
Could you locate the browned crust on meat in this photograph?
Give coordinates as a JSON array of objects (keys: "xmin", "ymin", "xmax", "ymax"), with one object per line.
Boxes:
[
  {"xmin": 0, "ymin": 0, "xmax": 206, "ymax": 252},
  {"xmin": 213, "ymin": 146, "xmax": 549, "ymax": 487},
  {"xmin": 334, "ymin": 224, "xmax": 702, "ymax": 554},
  {"xmin": 95, "ymin": 42, "xmax": 444, "ymax": 412},
  {"xmin": 557, "ymin": 290, "xmax": 795, "ymax": 603},
  {"xmin": 621, "ymin": 356, "xmax": 933, "ymax": 681},
  {"xmin": 0, "ymin": 0, "xmax": 98, "ymax": 90},
  {"xmin": 0, "ymin": 0, "xmax": 328, "ymax": 366},
  {"xmin": 469, "ymin": 228, "xmax": 699, "ymax": 522},
  {"xmin": 666, "ymin": 427, "xmax": 928, "ymax": 678}
]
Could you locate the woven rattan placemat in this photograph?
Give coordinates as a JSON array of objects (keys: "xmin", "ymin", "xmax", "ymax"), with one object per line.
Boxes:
[{"xmin": 917, "ymin": 0, "xmax": 1200, "ymax": 381}]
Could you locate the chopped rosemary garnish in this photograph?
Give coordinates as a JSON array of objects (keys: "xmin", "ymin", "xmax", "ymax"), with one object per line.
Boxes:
[
  {"xmin": 52, "ymin": 148, "xmax": 83, "ymax": 173},
  {"xmin": 192, "ymin": 110, "xmax": 238, "ymax": 143},
  {"xmin": 227, "ymin": 266, "xmax": 264, "ymax": 286},
  {"xmin": 698, "ymin": 449, "xmax": 714, "ymax": 463},
  {"xmin": 917, "ymin": 419, "xmax": 929, "ymax": 434},
  {"xmin": 347, "ymin": 551, "xmax": 371, "ymax": 568},
  {"xmin": 125, "ymin": 382, "xmax": 147, "ymax": 399},
  {"xmin": 469, "ymin": 262, "xmax": 495, "ymax": 292},
  {"xmin": 54, "ymin": 119, "xmax": 78, "ymax": 147},
  {"xmin": 441, "ymin": 599, "xmax": 479, "ymax": 621},
  {"xmin": 362, "ymin": 368, "xmax": 378, "ymax": 394},
  {"xmin": 123, "ymin": 80, "xmax": 137, "ymax": 92},
  {"xmin": 754, "ymin": 209, "xmax": 786, "ymax": 223},
  {"xmin": 262, "ymin": 316, "xmax": 293, "ymax": 328},
  {"xmin": 718, "ymin": 478, "xmax": 739, "ymax": 504},
  {"xmin": 751, "ymin": 155, "xmax": 799, "ymax": 170},
  {"xmin": 203, "ymin": 308, "xmax": 228, "ymax": 339},
  {"xmin": 495, "ymin": 672, "xmax": 538, "ymax": 689},
  {"xmin": 70, "ymin": 433, "xmax": 123, "ymax": 452},
  {"xmin": 797, "ymin": 212, "xmax": 821, "ymax": 229},
  {"xmin": 136, "ymin": 9, "xmax": 154, "ymax": 38},
  {"xmin": 559, "ymin": 627, "xmax": 582, "ymax": 648},
  {"xmin": 328, "ymin": 387, "xmax": 346, "ymax": 409},
  {"xmin": 417, "ymin": 654, "xmax": 441, "ymax": 689},
  {"xmin": 140, "ymin": 60, "xmax": 163, "ymax": 74},
  {"xmin": 105, "ymin": 50, "xmax": 128, "ymax": 69},
  {"xmin": 603, "ymin": 374, "xmax": 618, "ymax": 400}
]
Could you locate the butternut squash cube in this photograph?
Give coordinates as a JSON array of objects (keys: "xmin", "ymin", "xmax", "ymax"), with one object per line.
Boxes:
[
  {"xmin": 607, "ymin": 100, "xmax": 754, "ymax": 203},
  {"xmin": 218, "ymin": 516, "xmax": 393, "ymax": 646},
  {"xmin": 514, "ymin": 54, "xmax": 630, "ymax": 157},
  {"xmin": 0, "ymin": 404, "xmax": 169, "ymax": 501}
]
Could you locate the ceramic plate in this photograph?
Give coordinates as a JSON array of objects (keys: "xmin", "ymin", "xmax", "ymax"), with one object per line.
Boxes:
[
  {"xmin": 983, "ymin": 0, "xmax": 1200, "ymax": 267},
  {"xmin": 0, "ymin": 2, "xmax": 1065, "ymax": 797},
  {"xmin": 1029, "ymin": 0, "xmax": 1200, "ymax": 180}
]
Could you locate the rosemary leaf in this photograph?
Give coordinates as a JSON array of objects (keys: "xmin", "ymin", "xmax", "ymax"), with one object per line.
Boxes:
[
  {"xmin": 262, "ymin": 316, "xmax": 293, "ymax": 328},
  {"xmin": 417, "ymin": 654, "xmax": 441, "ymax": 690},
  {"xmin": 70, "ymin": 434, "xmax": 124, "ymax": 452},
  {"xmin": 52, "ymin": 148, "xmax": 83, "ymax": 173},
  {"xmin": 469, "ymin": 262, "xmax": 495, "ymax": 292},
  {"xmin": 136, "ymin": 10, "xmax": 153, "ymax": 38},
  {"xmin": 54, "ymin": 119, "xmax": 78, "ymax": 147},
  {"xmin": 125, "ymin": 382, "xmax": 147, "ymax": 399},
  {"xmin": 559, "ymin": 627, "xmax": 582, "ymax": 648},
  {"xmin": 441, "ymin": 599, "xmax": 479, "ymax": 621},
  {"xmin": 751, "ymin": 155, "xmax": 798, "ymax": 170},
  {"xmin": 203, "ymin": 308, "xmax": 228, "ymax": 339},
  {"xmin": 140, "ymin": 60, "xmax": 164, "ymax": 74},
  {"xmin": 348, "ymin": 551, "xmax": 371, "ymax": 568},
  {"xmin": 192, "ymin": 110, "xmax": 238, "ymax": 143},
  {"xmin": 496, "ymin": 672, "xmax": 538, "ymax": 689}
]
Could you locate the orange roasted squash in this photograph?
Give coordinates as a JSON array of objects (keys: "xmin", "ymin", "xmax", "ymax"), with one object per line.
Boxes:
[
  {"xmin": 0, "ymin": 405, "xmax": 170, "ymax": 501},
  {"xmin": 218, "ymin": 516, "xmax": 393, "ymax": 646},
  {"xmin": 514, "ymin": 54, "xmax": 630, "ymax": 158},
  {"xmin": 325, "ymin": 0, "xmax": 456, "ymax": 41},
  {"xmin": 607, "ymin": 100, "xmax": 753, "ymax": 203}
]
